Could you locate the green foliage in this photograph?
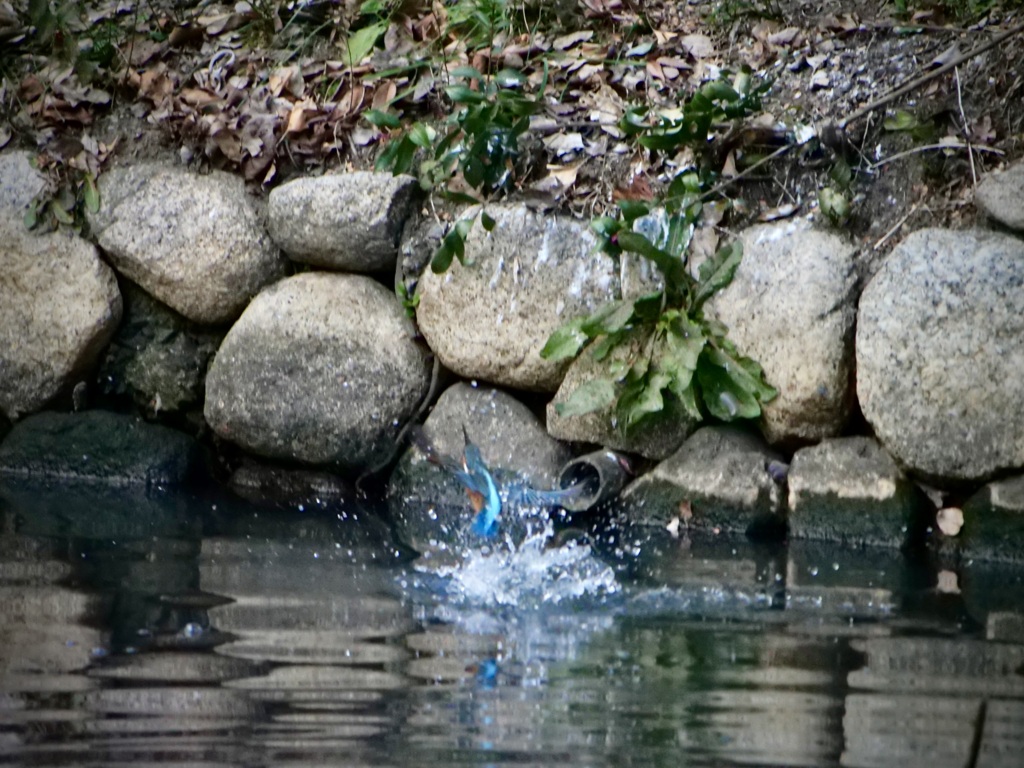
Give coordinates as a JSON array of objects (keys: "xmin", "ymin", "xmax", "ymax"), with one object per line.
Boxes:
[
  {"xmin": 24, "ymin": 167, "xmax": 101, "ymax": 234},
  {"xmin": 619, "ymin": 70, "xmax": 766, "ymax": 156},
  {"xmin": 396, "ymin": 280, "xmax": 421, "ymax": 317},
  {"xmin": 372, "ymin": 65, "xmax": 540, "ymax": 194},
  {"xmin": 819, "ymin": 157, "xmax": 853, "ymax": 227},
  {"xmin": 370, "ymin": 64, "xmax": 540, "ymax": 271},
  {"xmin": 543, "ymin": 198, "xmax": 776, "ymax": 431},
  {"xmin": 341, "ymin": 0, "xmax": 400, "ymax": 65},
  {"xmin": 542, "ymin": 72, "xmax": 777, "ymax": 432},
  {"xmin": 447, "ymin": 0, "xmax": 513, "ymax": 50}
]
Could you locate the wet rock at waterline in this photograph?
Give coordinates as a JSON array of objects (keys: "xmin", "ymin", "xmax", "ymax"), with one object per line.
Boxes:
[
  {"xmin": 228, "ymin": 460, "xmax": 352, "ymax": 509},
  {"xmin": 857, "ymin": 228, "xmax": 1024, "ymax": 483},
  {"xmin": 547, "ymin": 340, "xmax": 695, "ymax": 460},
  {"xmin": 944, "ymin": 476, "xmax": 1024, "ymax": 563},
  {"xmin": 204, "ymin": 272, "xmax": 431, "ymax": 470},
  {"xmin": 787, "ymin": 437, "xmax": 926, "ymax": 549},
  {"xmin": 96, "ymin": 280, "xmax": 223, "ymax": 417},
  {"xmin": 619, "ymin": 426, "xmax": 785, "ymax": 538},
  {"xmin": 388, "ymin": 382, "xmax": 573, "ymax": 554},
  {"xmin": 414, "ymin": 204, "xmax": 618, "ymax": 392},
  {"xmin": 87, "ymin": 162, "xmax": 285, "ymax": 325},
  {"xmin": 0, "ymin": 219, "xmax": 122, "ymax": 420},
  {"xmin": 0, "ymin": 410, "xmax": 203, "ymax": 486},
  {"xmin": 710, "ymin": 219, "xmax": 858, "ymax": 447},
  {"xmin": 975, "ymin": 161, "xmax": 1024, "ymax": 232},
  {"xmin": 268, "ymin": 171, "xmax": 420, "ymax": 272}
]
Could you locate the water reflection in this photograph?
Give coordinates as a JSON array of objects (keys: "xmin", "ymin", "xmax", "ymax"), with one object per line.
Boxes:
[{"xmin": 1, "ymin": 480, "xmax": 1024, "ymax": 767}]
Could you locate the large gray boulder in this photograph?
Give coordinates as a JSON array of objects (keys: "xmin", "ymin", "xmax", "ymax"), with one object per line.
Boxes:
[
  {"xmin": 204, "ymin": 272, "xmax": 431, "ymax": 470},
  {"xmin": 0, "ymin": 219, "xmax": 122, "ymax": 420},
  {"xmin": 787, "ymin": 437, "xmax": 926, "ymax": 548},
  {"xmin": 268, "ymin": 171, "xmax": 419, "ymax": 272},
  {"xmin": 975, "ymin": 161, "xmax": 1024, "ymax": 232},
  {"xmin": 87, "ymin": 162, "xmax": 285, "ymax": 324},
  {"xmin": 0, "ymin": 410, "xmax": 202, "ymax": 486},
  {"xmin": 388, "ymin": 382, "xmax": 573, "ymax": 554},
  {"xmin": 857, "ymin": 228, "xmax": 1024, "ymax": 483},
  {"xmin": 619, "ymin": 426, "xmax": 785, "ymax": 538},
  {"xmin": 710, "ymin": 220, "xmax": 858, "ymax": 446},
  {"xmin": 414, "ymin": 204, "xmax": 619, "ymax": 392}
]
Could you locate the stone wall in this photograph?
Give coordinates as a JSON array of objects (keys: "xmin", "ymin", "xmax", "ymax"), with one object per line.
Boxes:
[{"xmin": 3, "ymin": 149, "xmax": 1024, "ymax": 561}]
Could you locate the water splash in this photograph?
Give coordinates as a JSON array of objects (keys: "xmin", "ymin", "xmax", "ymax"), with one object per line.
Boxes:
[{"xmin": 421, "ymin": 517, "xmax": 619, "ymax": 609}]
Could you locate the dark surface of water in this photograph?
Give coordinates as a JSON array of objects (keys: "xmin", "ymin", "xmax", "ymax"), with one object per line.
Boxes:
[{"xmin": 2, "ymin": 480, "xmax": 1024, "ymax": 768}]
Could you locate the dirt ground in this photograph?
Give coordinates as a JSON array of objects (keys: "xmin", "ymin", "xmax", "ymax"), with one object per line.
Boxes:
[{"xmin": 2, "ymin": 0, "xmax": 1022, "ymax": 270}]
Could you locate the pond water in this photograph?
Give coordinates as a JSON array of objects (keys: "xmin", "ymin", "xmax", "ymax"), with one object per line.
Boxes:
[{"xmin": 2, "ymin": 480, "xmax": 1024, "ymax": 768}]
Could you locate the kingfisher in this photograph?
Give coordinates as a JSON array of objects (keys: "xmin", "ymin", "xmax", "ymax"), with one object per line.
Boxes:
[{"xmin": 410, "ymin": 427, "xmax": 585, "ymax": 538}]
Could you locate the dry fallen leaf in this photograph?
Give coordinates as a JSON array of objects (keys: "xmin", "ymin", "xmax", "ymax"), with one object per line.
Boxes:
[{"xmin": 680, "ymin": 34, "xmax": 715, "ymax": 59}]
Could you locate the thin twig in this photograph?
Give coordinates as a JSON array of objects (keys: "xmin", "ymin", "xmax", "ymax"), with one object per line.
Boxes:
[
  {"xmin": 873, "ymin": 202, "xmax": 920, "ymax": 251},
  {"xmin": 954, "ymin": 66, "xmax": 977, "ymax": 188},
  {"xmin": 868, "ymin": 141, "xmax": 1004, "ymax": 170},
  {"xmin": 701, "ymin": 143, "xmax": 794, "ymax": 201},
  {"xmin": 838, "ymin": 20, "xmax": 1024, "ymax": 131}
]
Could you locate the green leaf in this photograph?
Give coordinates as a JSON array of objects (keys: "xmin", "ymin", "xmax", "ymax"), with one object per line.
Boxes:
[
  {"xmin": 696, "ymin": 345, "xmax": 775, "ymax": 421},
  {"xmin": 616, "ymin": 231, "xmax": 683, "ymax": 285},
  {"xmin": 670, "ymin": 378, "xmax": 702, "ymax": 420},
  {"xmin": 344, "ymin": 21, "xmax": 386, "ymax": 65},
  {"xmin": 693, "ymin": 241, "xmax": 743, "ymax": 308},
  {"xmin": 662, "ymin": 314, "xmax": 706, "ymax": 375},
  {"xmin": 591, "ymin": 216, "xmax": 622, "ymax": 238},
  {"xmin": 407, "ymin": 122, "xmax": 435, "ymax": 148},
  {"xmin": 616, "ymin": 199, "xmax": 650, "ymax": 222},
  {"xmin": 701, "ymin": 80, "xmax": 740, "ymax": 103},
  {"xmin": 83, "ymin": 173, "xmax": 100, "ymax": 213},
  {"xmin": 696, "ymin": 355, "xmax": 762, "ymax": 421},
  {"xmin": 23, "ymin": 201, "xmax": 38, "ymax": 229},
  {"xmin": 589, "ymin": 332, "xmax": 624, "ymax": 362},
  {"xmin": 390, "ymin": 136, "xmax": 417, "ymax": 175},
  {"xmin": 450, "ymin": 65, "xmax": 484, "ymax": 81},
  {"xmin": 734, "ymin": 353, "xmax": 778, "ymax": 402},
  {"xmin": 819, "ymin": 186, "xmax": 851, "ymax": 225},
  {"xmin": 364, "ymin": 108, "xmax": 401, "ymax": 128},
  {"xmin": 883, "ymin": 109, "xmax": 919, "ymax": 132},
  {"xmin": 633, "ymin": 291, "xmax": 664, "ymax": 323},
  {"xmin": 50, "ymin": 200, "xmax": 74, "ymax": 225},
  {"xmin": 541, "ymin": 319, "xmax": 589, "ymax": 360},
  {"xmin": 440, "ymin": 189, "xmax": 484, "ymax": 205},
  {"xmin": 445, "ymin": 85, "xmax": 486, "ymax": 104},
  {"xmin": 430, "ymin": 241, "xmax": 455, "ymax": 273},
  {"xmin": 494, "ymin": 68, "xmax": 527, "ymax": 87},
  {"xmin": 829, "ymin": 157, "xmax": 853, "ymax": 190},
  {"xmin": 581, "ymin": 300, "xmax": 634, "ymax": 336},
  {"xmin": 480, "ymin": 211, "xmax": 496, "ymax": 231},
  {"xmin": 555, "ymin": 378, "xmax": 617, "ymax": 418}
]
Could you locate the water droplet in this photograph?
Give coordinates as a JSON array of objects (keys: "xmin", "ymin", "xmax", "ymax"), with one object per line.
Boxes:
[{"xmin": 719, "ymin": 391, "xmax": 739, "ymax": 417}]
